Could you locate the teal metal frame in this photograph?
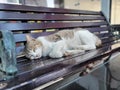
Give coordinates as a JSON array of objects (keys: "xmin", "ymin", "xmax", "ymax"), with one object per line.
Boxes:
[{"xmin": 0, "ymin": 30, "xmax": 17, "ymax": 74}]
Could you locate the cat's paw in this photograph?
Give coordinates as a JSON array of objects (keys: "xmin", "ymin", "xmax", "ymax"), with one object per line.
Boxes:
[
  {"xmin": 64, "ymin": 51, "xmax": 72, "ymax": 56},
  {"xmin": 74, "ymin": 46, "xmax": 84, "ymax": 50},
  {"xmin": 49, "ymin": 51, "xmax": 63, "ymax": 58}
]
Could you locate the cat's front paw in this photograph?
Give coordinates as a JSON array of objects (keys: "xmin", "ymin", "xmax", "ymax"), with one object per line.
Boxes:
[
  {"xmin": 64, "ymin": 51, "xmax": 72, "ymax": 56},
  {"xmin": 49, "ymin": 51, "xmax": 63, "ymax": 58}
]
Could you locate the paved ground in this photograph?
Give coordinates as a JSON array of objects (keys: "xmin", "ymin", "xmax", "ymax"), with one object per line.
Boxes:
[{"xmin": 108, "ymin": 52, "xmax": 120, "ymax": 90}]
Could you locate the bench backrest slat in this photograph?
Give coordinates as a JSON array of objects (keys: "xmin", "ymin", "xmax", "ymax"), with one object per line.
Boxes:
[
  {"xmin": 14, "ymin": 30, "xmax": 111, "ymax": 43},
  {"xmin": 0, "ymin": 12, "xmax": 105, "ymax": 21},
  {"xmin": 0, "ymin": 3, "xmax": 100, "ymax": 15},
  {"xmin": 0, "ymin": 22, "xmax": 107, "ymax": 31}
]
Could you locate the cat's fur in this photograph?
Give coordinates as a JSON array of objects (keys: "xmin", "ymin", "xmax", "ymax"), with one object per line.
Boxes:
[{"xmin": 25, "ymin": 28, "xmax": 102, "ymax": 59}]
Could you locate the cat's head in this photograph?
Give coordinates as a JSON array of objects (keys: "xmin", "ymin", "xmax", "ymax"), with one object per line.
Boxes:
[{"xmin": 25, "ymin": 35, "xmax": 43, "ymax": 60}]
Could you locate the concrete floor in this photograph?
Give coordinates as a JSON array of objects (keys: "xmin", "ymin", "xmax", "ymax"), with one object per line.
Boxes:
[{"xmin": 107, "ymin": 51, "xmax": 120, "ymax": 89}]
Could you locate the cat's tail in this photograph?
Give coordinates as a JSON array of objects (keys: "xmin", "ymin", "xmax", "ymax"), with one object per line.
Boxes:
[{"xmin": 95, "ymin": 35, "xmax": 102, "ymax": 48}]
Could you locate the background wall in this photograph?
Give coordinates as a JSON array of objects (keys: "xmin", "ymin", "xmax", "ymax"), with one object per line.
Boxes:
[
  {"xmin": 101, "ymin": 0, "xmax": 111, "ymax": 23},
  {"xmin": 0, "ymin": 0, "xmax": 19, "ymax": 4},
  {"xmin": 20, "ymin": 0, "xmax": 54, "ymax": 8},
  {"xmin": 64, "ymin": 0, "xmax": 101, "ymax": 11},
  {"xmin": 0, "ymin": 0, "xmax": 7, "ymax": 3},
  {"xmin": 24, "ymin": 0, "xmax": 47, "ymax": 6},
  {"xmin": 111, "ymin": 0, "xmax": 120, "ymax": 24}
]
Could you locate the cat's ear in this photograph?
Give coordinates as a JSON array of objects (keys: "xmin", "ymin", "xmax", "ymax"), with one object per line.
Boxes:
[
  {"xmin": 55, "ymin": 34, "xmax": 61, "ymax": 41},
  {"xmin": 26, "ymin": 34, "xmax": 35, "ymax": 42}
]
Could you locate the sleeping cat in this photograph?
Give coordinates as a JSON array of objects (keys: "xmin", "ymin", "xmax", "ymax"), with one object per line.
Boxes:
[{"xmin": 25, "ymin": 28, "xmax": 102, "ymax": 59}]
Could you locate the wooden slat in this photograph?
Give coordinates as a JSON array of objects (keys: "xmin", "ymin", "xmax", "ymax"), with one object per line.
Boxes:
[
  {"xmin": 0, "ymin": 12, "xmax": 104, "ymax": 21},
  {"xmin": 98, "ymin": 33, "xmax": 113, "ymax": 38},
  {"xmin": 0, "ymin": 21, "xmax": 108, "ymax": 31},
  {"xmin": 102, "ymin": 37, "xmax": 114, "ymax": 44},
  {"xmin": 16, "ymin": 46, "xmax": 24, "ymax": 55},
  {"xmin": 0, "ymin": 24, "xmax": 110, "ymax": 43},
  {"xmin": 0, "ymin": 3, "xmax": 101, "ymax": 15},
  {"xmin": 4, "ymin": 46, "xmax": 120, "ymax": 89},
  {"xmin": 14, "ymin": 31, "xmax": 57, "ymax": 42},
  {"xmin": 14, "ymin": 30, "xmax": 110, "ymax": 43},
  {"xmin": 85, "ymin": 27, "xmax": 109, "ymax": 32}
]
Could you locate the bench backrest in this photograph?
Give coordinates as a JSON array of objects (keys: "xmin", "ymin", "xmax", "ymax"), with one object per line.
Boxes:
[{"xmin": 0, "ymin": 4, "xmax": 112, "ymax": 59}]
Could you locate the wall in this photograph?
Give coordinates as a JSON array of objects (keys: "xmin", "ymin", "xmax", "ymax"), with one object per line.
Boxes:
[
  {"xmin": 0, "ymin": 0, "xmax": 7, "ymax": 3},
  {"xmin": 0, "ymin": 0, "xmax": 19, "ymax": 4},
  {"xmin": 7, "ymin": 0, "xmax": 19, "ymax": 4},
  {"xmin": 64, "ymin": 0, "xmax": 101, "ymax": 11},
  {"xmin": 111, "ymin": 0, "xmax": 120, "ymax": 24},
  {"xmin": 47, "ymin": 0, "xmax": 54, "ymax": 7},
  {"xmin": 24, "ymin": 0, "xmax": 47, "ymax": 6},
  {"xmin": 22, "ymin": 0, "xmax": 54, "ymax": 8},
  {"xmin": 101, "ymin": 0, "xmax": 110, "ymax": 23}
]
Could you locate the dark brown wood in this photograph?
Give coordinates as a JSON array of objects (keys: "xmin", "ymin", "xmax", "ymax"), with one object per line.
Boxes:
[
  {"xmin": 0, "ymin": 21, "xmax": 108, "ymax": 31},
  {"xmin": 85, "ymin": 27, "xmax": 109, "ymax": 32},
  {"xmin": 2, "ymin": 47, "xmax": 120, "ymax": 90},
  {"xmin": 14, "ymin": 30, "xmax": 111, "ymax": 43},
  {"xmin": 0, "ymin": 3, "xmax": 101, "ymax": 15},
  {"xmin": 0, "ymin": 12, "xmax": 105, "ymax": 21},
  {"xmin": 14, "ymin": 31, "xmax": 57, "ymax": 42}
]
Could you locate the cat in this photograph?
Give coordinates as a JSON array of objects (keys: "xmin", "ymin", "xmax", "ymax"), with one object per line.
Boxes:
[{"xmin": 25, "ymin": 28, "xmax": 102, "ymax": 60}]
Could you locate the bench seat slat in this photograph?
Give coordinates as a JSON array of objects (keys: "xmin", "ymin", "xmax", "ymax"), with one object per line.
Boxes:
[
  {"xmin": 8, "ymin": 46, "xmax": 119, "ymax": 89},
  {"xmin": 0, "ymin": 21, "xmax": 108, "ymax": 31},
  {"xmin": 0, "ymin": 12, "xmax": 105, "ymax": 21},
  {"xmin": 0, "ymin": 4, "xmax": 101, "ymax": 15},
  {"xmin": 17, "ymin": 46, "xmax": 110, "ymax": 73}
]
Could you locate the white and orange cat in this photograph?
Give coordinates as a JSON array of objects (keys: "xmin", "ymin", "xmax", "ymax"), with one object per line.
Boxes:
[{"xmin": 25, "ymin": 28, "xmax": 102, "ymax": 59}]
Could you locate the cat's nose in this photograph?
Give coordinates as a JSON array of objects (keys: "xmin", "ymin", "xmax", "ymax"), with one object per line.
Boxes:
[
  {"xmin": 36, "ymin": 55, "xmax": 39, "ymax": 57},
  {"xmin": 36, "ymin": 55, "xmax": 41, "ymax": 58}
]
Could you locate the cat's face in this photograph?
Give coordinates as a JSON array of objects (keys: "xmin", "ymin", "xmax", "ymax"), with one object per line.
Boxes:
[{"xmin": 25, "ymin": 35, "xmax": 43, "ymax": 59}]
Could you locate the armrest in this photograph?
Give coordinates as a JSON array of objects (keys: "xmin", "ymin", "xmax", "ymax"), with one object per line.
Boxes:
[{"xmin": 0, "ymin": 30, "xmax": 17, "ymax": 74}]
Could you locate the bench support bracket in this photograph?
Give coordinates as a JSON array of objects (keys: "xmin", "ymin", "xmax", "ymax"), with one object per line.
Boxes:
[{"xmin": 0, "ymin": 30, "xmax": 17, "ymax": 74}]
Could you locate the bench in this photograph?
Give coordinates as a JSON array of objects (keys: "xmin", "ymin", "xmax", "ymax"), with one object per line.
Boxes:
[{"xmin": 0, "ymin": 3, "xmax": 120, "ymax": 90}]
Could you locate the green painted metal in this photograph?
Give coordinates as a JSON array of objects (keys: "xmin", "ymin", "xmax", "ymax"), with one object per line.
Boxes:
[{"xmin": 0, "ymin": 30, "xmax": 17, "ymax": 74}]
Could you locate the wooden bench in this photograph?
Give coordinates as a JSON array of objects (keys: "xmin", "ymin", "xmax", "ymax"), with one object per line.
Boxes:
[{"xmin": 0, "ymin": 3, "xmax": 120, "ymax": 90}]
